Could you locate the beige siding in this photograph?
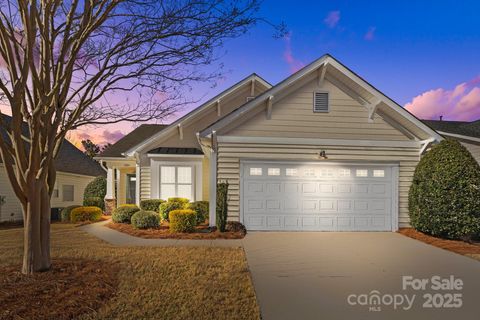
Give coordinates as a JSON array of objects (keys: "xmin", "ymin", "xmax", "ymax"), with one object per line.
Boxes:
[
  {"xmin": 0, "ymin": 165, "xmax": 96, "ymax": 222},
  {"xmin": 217, "ymin": 143, "xmax": 420, "ymax": 227},
  {"xmin": 140, "ymin": 166, "xmax": 151, "ymax": 201},
  {"xmin": 462, "ymin": 142, "xmax": 480, "ymax": 164},
  {"xmin": 227, "ymin": 79, "xmax": 410, "ymax": 141}
]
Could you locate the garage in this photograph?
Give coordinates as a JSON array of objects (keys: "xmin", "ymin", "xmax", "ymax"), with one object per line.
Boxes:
[{"xmin": 241, "ymin": 161, "xmax": 398, "ymax": 231}]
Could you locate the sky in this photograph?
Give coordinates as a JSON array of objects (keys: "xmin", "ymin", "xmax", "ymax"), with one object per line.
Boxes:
[{"xmin": 48, "ymin": 1, "xmax": 480, "ymax": 146}]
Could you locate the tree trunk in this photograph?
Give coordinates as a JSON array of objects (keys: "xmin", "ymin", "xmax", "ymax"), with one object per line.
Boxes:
[{"xmin": 22, "ymin": 184, "xmax": 51, "ymax": 274}]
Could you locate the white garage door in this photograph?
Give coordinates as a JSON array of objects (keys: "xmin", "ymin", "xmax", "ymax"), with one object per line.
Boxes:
[{"xmin": 241, "ymin": 162, "xmax": 398, "ymax": 231}]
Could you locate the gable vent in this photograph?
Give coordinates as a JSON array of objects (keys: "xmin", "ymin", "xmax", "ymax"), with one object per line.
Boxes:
[{"xmin": 313, "ymin": 92, "xmax": 329, "ymax": 113}]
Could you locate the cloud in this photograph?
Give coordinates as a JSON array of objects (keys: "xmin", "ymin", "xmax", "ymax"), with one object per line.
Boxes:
[
  {"xmin": 283, "ymin": 33, "xmax": 305, "ymax": 74},
  {"xmin": 101, "ymin": 129, "xmax": 124, "ymax": 142},
  {"xmin": 364, "ymin": 27, "xmax": 376, "ymax": 41},
  {"xmin": 324, "ymin": 11, "xmax": 340, "ymax": 28},
  {"xmin": 68, "ymin": 128, "xmax": 125, "ymax": 150},
  {"xmin": 404, "ymin": 77, "xmax": 480, "ymax": 121}
]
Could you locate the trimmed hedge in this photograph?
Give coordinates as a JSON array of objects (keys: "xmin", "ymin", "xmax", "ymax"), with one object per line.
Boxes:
[
  {"xmin": 112, "ymin": 205, "xmax": 140, "ymax": 223},
  {"xmin": 216, "ymin": 182, "xmax": 229, "ymax": 232},
  {"xmin": 188, "ymin": 201, "xmax": 209, "ymax": 225},
  {"xmin": 83, "ymin": 176, "xmax": 106, "ymax": 210},
  {"xmin": 60, "ymin": 205, "xmax": 81, "ymax": 222},
  {"xmin": 70, "ymin": 206, "xmax": 102, "ymax": 223},
  {"xmin": 226, "ymin": 221, "xmax": 247, "ymax": 234},
  {"xmin": 159, "ymin": 198, "xmax": 189, "ymax": 221},
  {"xmin": 409, "ymin": 139, "xmax": 480, "ymax": 240},
  {"xmin": 131, "ymin": 210, "xmax": 160, "ymax": 229},
  {"xmin": 169, "ymin": 209, "xmax": 197, "ymax": 233},
  {"xmin": 140, "ymin": 199, "xmax": 164, "ymax": 213}
]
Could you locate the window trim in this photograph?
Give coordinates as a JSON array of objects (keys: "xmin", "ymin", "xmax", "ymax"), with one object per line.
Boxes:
[
  {"xmin": 159, "ymin": 165, "xmax": 195, "ymax": 200},
  {"xmin": 313, "ymin": 90, "xmax": 330, "ymax": 113}
]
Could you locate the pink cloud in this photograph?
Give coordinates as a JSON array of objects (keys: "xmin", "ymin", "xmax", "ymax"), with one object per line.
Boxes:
[
  {"xmin": 324, "ymin": 11, "xmax": 340, "ymax": 28},
  {"xmin": 102, "ymin": 129, "xmax": 124, "ymax": 142},
  {"xmin": 283, "ymin": 33, "xmax": 305, "ymax": 74},
  {"xmin": 364, "ymin": 27, "xmax": 376, "ymax": 41},
  {"xmin": 405, "ymin": 77, "xmax": 480, "ymax": 121},
  {"xmin": 68, "ymin": 128, "xmax": 125, "ymax": 150}
]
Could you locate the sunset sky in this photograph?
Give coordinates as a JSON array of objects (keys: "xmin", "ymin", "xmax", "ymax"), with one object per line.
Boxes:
[{"xmin": 62, "ymin": 0, "xmax": 480, "ymax": 147}]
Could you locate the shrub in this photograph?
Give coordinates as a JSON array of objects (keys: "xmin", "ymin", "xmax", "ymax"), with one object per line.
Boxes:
[
  {"xmin": 226, "ymin": 221, "xmax": 247, "ymax": 234},
  {"xmin": 188, "ymin": 201, "xmax": 209, "ymax": 225},
  {"xmin": 83, "ymin": 176, "xmax": 106, "ymax": 210},
  {"xmin": 216, "ymin": 182, "xmax": 229, "ymax": 232},
  {"xmin": 70, "ymin": 206, "xmax": 102, "ymax": 223},
  {"xmin": 159, "ymin": 198, "xmax": 189, "ymax": 221},
  {"xmin": 169, "ymin": 209, "xmax": 197, "ymax": 233},
  {"xmin": 131, "ymin": 210, "xmax": 160, "ymax": 229},
  {"xmin": 112, "ymin": 205, "xmax": 140, "ymax": 223},
  {"xmin": 409, "ymin": 139, "xmax": 480, "ymax": 240},
  {"xmin": 140, "ymin": 199, "xmax": 165, "ymax": 213},
  {"xmin": 60, "ymin": 205, "xmax": 81, "ymax": 222}
]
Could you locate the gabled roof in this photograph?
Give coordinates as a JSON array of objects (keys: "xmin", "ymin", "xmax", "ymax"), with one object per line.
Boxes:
[
  {"xmin": 423, "ymin": 119, "xmax": 480, "ymax": 139},
  {"xmin": 97, "ymin": 124, "xmax": 168, "ymax": 158},
  {"xmin": 199, "ymin": 54, "xmax": 443, "ymax": 142},
  {"xmin": 124, "ymin": 73, "xmax": 272, "ymax": 157},
  {"xmin": 0, "ymin": 115, "xmax": 105, "ymax": 177}
]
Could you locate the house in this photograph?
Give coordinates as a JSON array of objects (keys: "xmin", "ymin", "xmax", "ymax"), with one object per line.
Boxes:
[
  {"xmin": 97, "ymin": 54, "xmax": 444, "ymax": 232},
  {"xmin": 0, "ymin": 137, "xmax": 106, "ymax": 222},
  {"xmin": 422, "ymin": 119, "xmax": 480, "ymax": 164}
]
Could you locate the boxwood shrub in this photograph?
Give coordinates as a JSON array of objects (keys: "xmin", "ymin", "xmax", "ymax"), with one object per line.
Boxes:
[
  {"xmin": 131, "ymin": 210, "xmax": 160, "ymax": 229},
  {"xmin": 112, "ymin": 205, "xmax": 140, "ymax": 223},
  {"xmin": 188, "ymin": 201, "xmax": 209, "ymax": 224},
  {"xmin": 169, "ymin": 209, "xmax": 197, "ymax": 233},
  {"xmin": 60, "ymin": 205, "xmax": 81, "ymax": 222},
  {"xmin": 408, "ymin": 139, "xmax": 480, "ymax": 240},
  {"xmin": 159, "ymin": 198, "xmax": 189, "ymax": 221},
  {"xmin": 140, "ymin": 199, "xmax": 165, "ymax": 213},
  {"xmin": 70, "ymin": 206, "xmax": 102, "ymax": 223},
  {"xmin": 83, "ymin": 176, "xmax": 106, "ymax": 210},
  {"xmin": 83, "ymin": 197, "xmax": 104, "ymax": 210}
]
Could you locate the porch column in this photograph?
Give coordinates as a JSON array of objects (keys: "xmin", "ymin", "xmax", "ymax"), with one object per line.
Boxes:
[
  {"xmin": 104, "ymin": 167, "xmax": 116, "ymax": 214},
  {"xmin": 135, "ymin": 164, "xmax": 141, "ymax": 206},
  {"xmin": 208, "ymin": 149, "xmax": 217, "ymax": 227}
]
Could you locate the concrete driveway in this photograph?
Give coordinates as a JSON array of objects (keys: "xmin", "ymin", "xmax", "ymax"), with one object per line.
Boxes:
[{"xmin": 243, "ymin": 232, "xmax": 480, "ymax": 320}]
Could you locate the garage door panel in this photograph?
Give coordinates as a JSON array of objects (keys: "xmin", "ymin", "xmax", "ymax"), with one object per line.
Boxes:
[{"xmin": 242, "ymin": 162, "xmax": 396, "ymax": 231}]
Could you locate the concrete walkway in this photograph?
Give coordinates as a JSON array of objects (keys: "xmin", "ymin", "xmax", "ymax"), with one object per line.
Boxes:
[
  {"xmin": 243, "ymin": 232, "xmax": 480, "ymax": 320},
  {"xmin": 80, "ymin": 220, "xmax": 243, "ymax": 247}
]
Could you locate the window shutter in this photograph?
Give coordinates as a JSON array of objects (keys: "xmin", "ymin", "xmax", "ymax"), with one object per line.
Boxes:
[{"xmin": 313, "ymin": 92, "xmax": 329, "ymax": 112}]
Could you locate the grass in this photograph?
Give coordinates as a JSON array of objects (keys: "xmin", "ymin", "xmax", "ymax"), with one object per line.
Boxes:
[{"xmin": 0, "ymin": 224, "xmax": 260, "ymax": 320}]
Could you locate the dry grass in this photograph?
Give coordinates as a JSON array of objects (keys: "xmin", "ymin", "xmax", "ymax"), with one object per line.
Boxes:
[
  {"xmin": 106, "ymin": 222, "xmax": 245, "ymax": 239},
  {"xmin": 0, "ymin": 225, "xmax": 260, "ymax": 320},
  {"xmin": 398, "ymin": 228, "xmax": 480, "ymax": 262}
]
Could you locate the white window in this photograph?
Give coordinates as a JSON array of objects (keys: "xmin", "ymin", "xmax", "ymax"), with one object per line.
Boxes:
[
  {"xmin": 62, "ymin": 185, "xmax": 74, "ymax": 202},
  {"xmin": 285, "ymin": 168, "xmax": 298, "ymax": 176},
  {"xmin": 373, "ymin": 170, "xmax": 385, "ymax": 178},
  {"xmin": 268, "ymin": 168, "xmax": 280, "ymax": 176},
  {"xmin": 160, "ymin": 166, "xmax": 194, "ymax": 200},
  {"xmin": 249, "ymin": 168, "xmax": 262, "ymax": 176},
  {"xmin": 303, "ymin": 168, "xmax": 315, "ymax": 177},
  {"xmin": 339, "ymin": 169, "xmax": 350, "ymax": 177},
  {"xmin": 319, "ymin": 168, "xmax": 334, "ymax": 177},
  {"xmin": 356, "ymin": 169, "xmax": 368, "ymax": 177}
]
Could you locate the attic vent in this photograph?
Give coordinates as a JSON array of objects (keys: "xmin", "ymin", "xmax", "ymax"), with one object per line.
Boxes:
[{"xmin": 313, "ymin": 92, "xmax": 329, "ymax": 113}]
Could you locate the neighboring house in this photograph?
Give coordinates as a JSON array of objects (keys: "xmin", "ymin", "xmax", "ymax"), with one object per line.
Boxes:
[
  {"xmin": 0, "ymin": 115, "xmax": 106, "ymax": 222},
  {"xmin": 97, "ymin": 54, "xmax": 444, "ymax": 232},
  {"xmin": 422, "ymin": 119, "xmax": 480, "ymax": 164}
]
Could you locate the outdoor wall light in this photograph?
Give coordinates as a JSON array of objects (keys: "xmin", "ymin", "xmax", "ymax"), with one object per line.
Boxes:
[{"xmin": 318, "ymin": 150, "xmax": 328, "ymax": 159}]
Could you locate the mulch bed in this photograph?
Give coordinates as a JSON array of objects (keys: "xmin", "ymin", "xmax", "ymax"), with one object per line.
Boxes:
[
  {"xmin": 0, "ymin": 259, "xmax": 118, "ymax": 320},
  {"xmin": 398, "ymin": 228, "xmax": 480, "ymax": 255},
  {"xmin": 106, "ymin": 222, "xmax": 246, "ymax": 239}
]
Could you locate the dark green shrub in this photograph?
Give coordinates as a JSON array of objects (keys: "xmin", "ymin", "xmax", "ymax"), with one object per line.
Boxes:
[
  {"xmin": 188, "ymin": 201, "xmax": 209, "ymax": 224},
  {"xmin": 216, "ymin": 182, "xmax": 229, "ymax": 232},
  {"xmin": 140, "ymin": 199, "xmax": 165, "ymax": 213},
  {"xmin": 60, "ymin": 205, "xmax": 81, "ymax": 222},
  {"xmin": 159, "ymin": 198, "xmax": 189, "ymax": 221},
  {"xmin": 169, "ymin": 209, "xmax": 197, "ymax": 233},
  {"xmin": 70, "ymin": 206, "xmax": 102, "ymax": 223},
  {"xmin": 112, "ymin": 205, "xmax": 140, "ymax": 223},
  {"xmin": 83, "ymin": 176, "xmax": 106, "ymax": 210},
  {"xmin": 226, "ymin": 221, "xmax": 247, "ymax": 234},
  {"xmin": 83, "ymin": 197, "xmax": 104, "ymax": 210},
  {"xmin": 131, "ymin": 210, "xmax": 160, "ymax": 229},
  {"xmin": 409, "ymin": 139, "xmax": 480, "ymax": 240}
]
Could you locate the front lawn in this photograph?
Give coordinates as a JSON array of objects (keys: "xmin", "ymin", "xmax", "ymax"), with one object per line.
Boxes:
[{"xmin": 0, "ymin": 224, "xmax": 260, "ymax": 320}]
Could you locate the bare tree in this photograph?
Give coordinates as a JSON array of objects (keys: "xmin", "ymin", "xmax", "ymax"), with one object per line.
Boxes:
[{"xmin": 0, "ymin": 0, "xmax": 281, "ymax": 274}]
